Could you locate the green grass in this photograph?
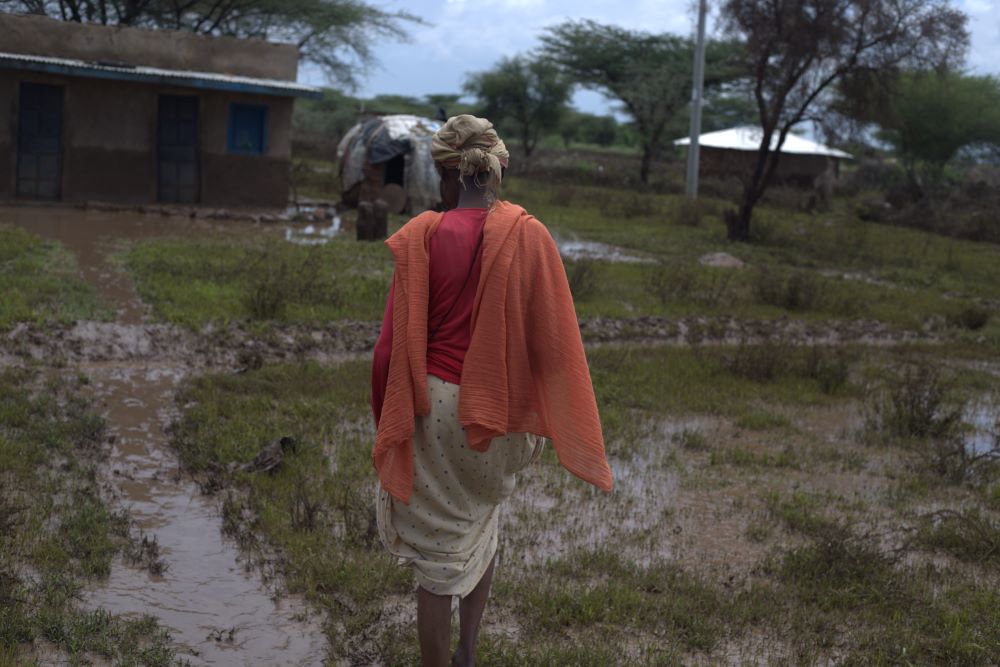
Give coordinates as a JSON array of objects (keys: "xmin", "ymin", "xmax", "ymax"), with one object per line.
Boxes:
[
  {"xmin": 169, "ymin": 361, "xmax": 410, "ymax": 661},
  {"xmin": 0, "ymin": 368, "xmax": 177, "ymax": 665},
  {"xmin": 0, "ymin": 225, "xmax": 106, "ymax": 330},
  {"xmin": 766, "ymin": 527, "xmax": 1000, "ymax": 664},
  {"xmin": 165, "ymin": 351, "xmax": 1000, "ymax": 664},
  {"xmin": 125, "ymin": 233, "xmax": 393, "ymax": 329},
  {"xmin": 504, "ymin": 178, "xmax": 1000, "ymax": 335},
  {"xmin": 498, "ymin": 549, "xmax": 734, "ymax": 652},
  {"xmin": 587, "ymin": 344, "xmax": 859, "ymax": 454},
  {"xmin": 109, "ymin": 175, "xmax": 1000, "ymax": 340}
]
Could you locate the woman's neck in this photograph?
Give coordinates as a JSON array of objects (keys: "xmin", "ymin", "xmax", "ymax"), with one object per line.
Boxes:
[{"xmin": 456, "ymin": 179, "xmax": 491, "ymax": 209}]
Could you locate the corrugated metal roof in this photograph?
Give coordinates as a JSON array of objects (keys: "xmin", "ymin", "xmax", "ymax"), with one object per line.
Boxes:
[
  {"xmin": 0, "ymin": 50, "xmax": 322, "ymax": 98},
  {"xmin": 675, "ymin": 125, "xmax": 853, "ymax": 159}
]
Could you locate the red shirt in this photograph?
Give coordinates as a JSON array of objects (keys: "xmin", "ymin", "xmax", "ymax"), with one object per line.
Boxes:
[{"xmin": 371, "ymin": 207, "xmax": 487, "ymax": 424}]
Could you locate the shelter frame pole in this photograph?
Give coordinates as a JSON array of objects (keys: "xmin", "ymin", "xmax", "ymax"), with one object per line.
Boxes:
[{"xmin": 685, "ymin": 0, "xmax": 708, "ymax": 199}]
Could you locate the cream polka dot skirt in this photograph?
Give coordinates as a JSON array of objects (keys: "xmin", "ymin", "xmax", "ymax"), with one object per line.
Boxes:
[{"xmin": 376, "ymin": 374, "xmax": 542, "ymax": 597}]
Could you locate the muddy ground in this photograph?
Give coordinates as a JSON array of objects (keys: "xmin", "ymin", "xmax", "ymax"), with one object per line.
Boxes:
[{"xmin": 3, "ymin": 203, "xmax": 997, "ymax": 666}]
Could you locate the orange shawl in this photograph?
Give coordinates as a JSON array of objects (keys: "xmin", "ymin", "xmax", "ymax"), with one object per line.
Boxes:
[{"xmin": 372, "ymin": 200, "xmax": 613, "ymax": 503}]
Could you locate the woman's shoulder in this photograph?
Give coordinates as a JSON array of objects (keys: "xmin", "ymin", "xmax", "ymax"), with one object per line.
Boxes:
[{"xmin": 496, "ymin": 201, "xmax": 549, "ymax": 236}]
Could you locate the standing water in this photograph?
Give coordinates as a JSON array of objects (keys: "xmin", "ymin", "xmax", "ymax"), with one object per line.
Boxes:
[{"xmin": 6, "ymin": 206, "xmax": 327, "ymax": 665}]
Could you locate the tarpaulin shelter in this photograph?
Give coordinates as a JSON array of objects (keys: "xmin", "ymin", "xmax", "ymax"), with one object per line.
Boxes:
[{"xmin": 337, "ymin": 114, "xmax": 443, "ymax": 214}]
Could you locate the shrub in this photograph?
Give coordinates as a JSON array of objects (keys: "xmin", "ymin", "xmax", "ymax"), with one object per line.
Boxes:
[
  {"xmin": 240, "ymin": 245, "xmax": 339, "ymax": 321},
  {"xmin": 643, "ymin": 261, "xmax": 697, "ymax": 306},
  {"xmin": 722, "ymin": 337, "xmax": 791, "ymax": 383},
  {"xmin": 915, "ymin": 508, "xmax": 1000, "ymax": 563},
  {"xmin": 598, "ymin": 192, "xmax": 657, "ymax": 220},
  {"xmin": 671, "ymin": 428, "xmax": 708, "ymax": 451},
  {"xmin": 752, "ymin": 267, "xmax": 825, "ymax": 312},
  {"xmin": 863, "ymin": 362, "xmax": 963, "ymax": 442},
  {"xmin": 948, "ymin": 304, "xmax": 992, "ymax": 331},
  {"xmin": 801, "ymin": 345, "xmax": 853, "ymax": 395},
  {"xmin": 566, "ymin": 260, "xmax": 599, "ymax": 301},
  {"xmin": 643, "ymin": 261, "xmax": 734, "ymax": 308},
  {"xmin": 670, "ymin": 198, "xmax": 706, "ymax": 227}
]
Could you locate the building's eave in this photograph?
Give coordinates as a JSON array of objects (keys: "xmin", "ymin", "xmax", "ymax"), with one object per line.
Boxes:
[
  {"xmin": 0, "ymin": 51, "xmax": 322, "ymax": 99},
  {"xmin": 675, "ymin": 125, "xmax": 853, "ymax": 159}
]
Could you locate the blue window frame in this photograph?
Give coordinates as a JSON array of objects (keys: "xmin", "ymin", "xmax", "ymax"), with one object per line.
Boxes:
[{"xmin": 227, "ymin": 103, "xmax": 268, "ymax": 154}]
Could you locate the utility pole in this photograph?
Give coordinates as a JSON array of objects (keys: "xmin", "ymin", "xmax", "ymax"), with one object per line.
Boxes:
[{"xmin": 685, "ymin": 0, "xmax": 708, "ymax": 199}]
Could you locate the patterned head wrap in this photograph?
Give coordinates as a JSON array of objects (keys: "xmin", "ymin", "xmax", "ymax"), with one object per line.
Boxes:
[{"xmin": 431, "ymin": 115, "xmax": 509, "ymax": 194}]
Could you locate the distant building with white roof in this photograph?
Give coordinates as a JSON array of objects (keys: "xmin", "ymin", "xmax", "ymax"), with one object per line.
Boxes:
[{"xmin": 675, "ymin": 126, "xmax": 853, "ymax": 186}]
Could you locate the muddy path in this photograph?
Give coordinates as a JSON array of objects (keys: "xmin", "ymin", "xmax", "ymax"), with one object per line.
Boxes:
[
  {"xmin": 1, "ymin": 314, "xmax": 933, "ymax": 370},
  {"xmin": 5, "ymin": 207, "xmax": 328, "ymax": 666}
]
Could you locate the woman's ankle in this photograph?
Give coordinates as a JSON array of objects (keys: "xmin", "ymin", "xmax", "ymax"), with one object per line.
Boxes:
[{"xmin": 452, "ymin": 645, "xmax": 475, "ymax": 667}]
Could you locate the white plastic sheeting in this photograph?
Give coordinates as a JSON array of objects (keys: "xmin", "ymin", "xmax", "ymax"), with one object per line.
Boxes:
[{"xmin": 337, "ymin": 115, "xmax": 444, "ymax": 213}]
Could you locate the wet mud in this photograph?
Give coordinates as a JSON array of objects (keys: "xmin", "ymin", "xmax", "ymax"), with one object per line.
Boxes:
[
  {"xmin": 82, "ymin": 362, "xmax": 326, "ymax": 664},
  {"xmin": 4, "ymin": 205, "xmax": 327, "ymax": 665}
]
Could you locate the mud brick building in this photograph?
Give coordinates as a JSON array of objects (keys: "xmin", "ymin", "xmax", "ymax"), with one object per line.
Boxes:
[
  {"xmin": 0, "ymin": 13, "xmax": 319, "ymax": 207},
  {"xmin": 675, "ymin": 126, "xmax": 853, "ymax": 187}
]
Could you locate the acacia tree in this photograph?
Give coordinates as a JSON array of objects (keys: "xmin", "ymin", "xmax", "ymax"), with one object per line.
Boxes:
[
  {"xmin": 541, "ymin": 20, "xmax": 740, "ymax": 184},
  {"xmin": 464, "ymin": 56, "xmax": 572, "ymax": 158},
  {"xmin": 0, "ymin": 0, "xmax": 416, "ymax": 86},
  {"xmin": 720, "ymin": 0, "xmax": 969, "ymax": 241},
  {"xmin": 841, "ymin": 71, "xmax": 1000, "ymax": 194}
]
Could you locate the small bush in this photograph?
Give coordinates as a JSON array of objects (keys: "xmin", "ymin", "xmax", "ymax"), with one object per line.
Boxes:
[
  {"xmin": 670, "ymin": 198, "xmax": 706, "ymax": 226},
  {"xmin": 801, "ymin": 345, "xmax": 853, "ymax": 395},
  {"xmin": 671, "ymin": 428, "xmax": 708, "ymax": 451},
  {"xmin": 948, "ymin": 304, "xmax": 992, "ymax": 331},
  {"xmin": 241, "ymin": 245, "xmax": 339, "ymax": 321},
  {"xmin": 598, "ymin": 192, "xmax": 657, "ymax": 220},
  {"xmin": 863, "ymin": 362, "xmax": 963, "ymax": 442},
  {"xmin": 566, "ymin": 260, "xmax": 599, "ymax": 301},
  {"xmin": 722, "ymin": 337, "xmax": 791, "ymax": 383},
  {"xmin": 918, "ymin": 431, "xmax": 999, "ymax": 484},
  {"xmin": 915, "ymin": 508, "xmax": 1000, "ymax": 563},
  {"xmin": 752, "ymin": 267, "xmax": 825, "ymax": 312},
  {"xmin": 643, "ymin": 261, "xmax": 734, "ymax": 308},
  {"xmin": 773, "ymin": 522, "xmax": 901, "ymax": 612}
]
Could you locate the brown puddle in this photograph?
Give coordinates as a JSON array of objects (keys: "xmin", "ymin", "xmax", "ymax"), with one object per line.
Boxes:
[{"xmin": 4, "ymin": 205, "xmax": 326, "ymax": 665}]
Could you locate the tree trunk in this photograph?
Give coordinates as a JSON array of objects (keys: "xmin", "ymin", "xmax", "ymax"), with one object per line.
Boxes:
[
  {"xmin": 726, "ymin": 127, "xmax": 785, "ymax": 242},
  {"xmin": 725, "ymin": 203, "xmax": 753, "ymax": 242},
  {"xmin": 639, "ymin": 144, "xmax": 652, "ymax": 184},
  {"xmin": 522, "ymin": 125, "xmax": 534, "ymax": 158}
]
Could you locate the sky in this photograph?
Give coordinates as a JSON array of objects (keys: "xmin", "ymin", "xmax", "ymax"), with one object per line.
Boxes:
[{"xmin": 302, "ymin": 0, "xmax": 1000, "ymax": 117}]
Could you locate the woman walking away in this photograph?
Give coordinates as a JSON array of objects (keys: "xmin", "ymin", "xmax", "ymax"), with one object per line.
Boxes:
[{"xmin": 371, "ymin": 115, "xmax": 613, "ymax": 666}]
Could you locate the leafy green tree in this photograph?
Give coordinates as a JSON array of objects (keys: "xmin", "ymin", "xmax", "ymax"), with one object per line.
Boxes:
[
  {"xmin": 719, "ymin": 0, "xmax": 969, "ymax": 241},
  {"xmin": 851, "ymin": 72, "xmax": 1000, "ymax": 192},
  {"xmin": 577, "ymin": 114, "xmax": 618, "ymax": 147},
  {"xmin": 557, "ymin": 111, "xmax": 619, "ymax": 148},
  {"xmin": 0, "ymin": 0, "xmax": 417, "ymax": 86},
  {"xmin": 464, "ymin": 56, "xmax": 572, "ymax": 158},
  {"xmin": 541, "ymin": 20, "xmax": 742, "ymax": 184}
]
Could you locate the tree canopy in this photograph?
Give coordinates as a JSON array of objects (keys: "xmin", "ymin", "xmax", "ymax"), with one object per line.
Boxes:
[
  {"xmin": 840, "ymin": 71, "xmax": 1000, "ymax": 190},
  {"xmin": 541, "ymin": 19, "xmax": 743, "ymax": 184},
  {"xmin": 719, "ymin": 0, "xmax": 969, "ymax": 240},
  {"xmin": 464, "ymin": 55, "xmax": 573, "ymax": 158},
  {"xmin": 0, "ymin": 0, "xmax": 417, "ymax": 87}
]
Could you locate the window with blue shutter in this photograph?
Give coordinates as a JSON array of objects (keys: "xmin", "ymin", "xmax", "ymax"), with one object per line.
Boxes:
[{"xmin": 228, "ymin": 104, "xmax": 268, "ymax": 154}]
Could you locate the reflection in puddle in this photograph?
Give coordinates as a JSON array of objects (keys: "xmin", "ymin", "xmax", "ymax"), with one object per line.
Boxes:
[
  {"xmin": 965, "ymin": 398, "xmax": 999, "ymax": 456},
  {"xmin": 553, "ymin": 232, "xmax": 654, "ymax": 264},
  {"xmin": 284, "ymin": 213, "xmax": 342, "ymax": 246},
  {"xmin": 83, "ymin": 363, "xmax": 325, "ymax": 665}
]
